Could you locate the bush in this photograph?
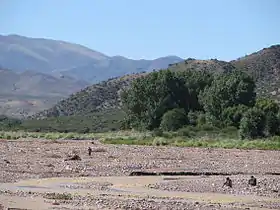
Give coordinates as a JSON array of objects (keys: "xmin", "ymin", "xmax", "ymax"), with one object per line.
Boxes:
[
  {"xmin": 152, "ymin": 128, "xmax": 164, "ymax": 137},
  {"xmin": 197, "ymin": 112, "xmax": 206, "ymax": 126},
  {"xmin": 239, "ymin": 108, "xmax": 266, "ymax": 139},
  {"xmin": 265, "ymin": 111, "xmax": 280, "ymax": 136},
  {"xmin": 177, "ymin": 126, "xmax": 195, "ymax": 137},
  {"xmin": 205, "ymin": 114, "xmax": 223, "ymax": 127},
  {"xmin": 197, "ymin": 124, "xmax": 218, "ymax": 132},
  {"xmin": 187, "ymin": 111, "xmax": 203, "ymax": 126},
  {"xmin": 255, "ymin": 98, "xmax": 279, "ymax": 114},
  {"xmin": 152, "ymin": 137, "xmax": 168, "ymax": 146},
  {"xmin": 221, "ymin": 105, "xmax": 249, "ymax": 128},
  {"xmin": 160, "ymin": 108, "xmax": 188, "ymax": 131},
  {"xmin": 220, "ymin": 126, "xmax": 239, "ymax": 138}
]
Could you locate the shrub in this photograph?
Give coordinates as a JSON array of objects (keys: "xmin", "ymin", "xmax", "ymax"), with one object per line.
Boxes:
[
  {"xmin": 239, "ymin": 108, "xmax": 266, "ymax": 139},
  {"xmin": 177, "ymin": 127, "xmax": 193, "ymax": 137},
  {"xmin": 187, "ymin": 111, "xmax": 203, "ymax": 126},
  {"xmin": 221, "ymin": 105, "xmax": 249, "ymax": 128},
  {"xmin": 265, "ymin": 111, "xmax": 280, "ymax": 136},
  {"xmin": 255, "ymin": 98, "xmax": 279, "ymax": 114},
  {"xmin": 160, "ymin": 108, "xmax": 188, "ymax": 131},
  {"xmin": 152, "ymin": 128, "xmax": 164, "ymax": 137},
  {"xmin": 197, "ymin": 124, "xmax": 218, "ymax": 131},
  {"xmin": 152, "ymin": 137, "xmax": 168, "ymax": 146},
  {"xmin": 205, "ymin": 114, "xmax": 223, "ymax": 127},
  {"xmin": 197, "ymin": 112, "xmax": 206, "ymax": 126}
]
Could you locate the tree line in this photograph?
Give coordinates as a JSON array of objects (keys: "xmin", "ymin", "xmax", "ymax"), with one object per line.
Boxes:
[
  {"xmin": 121, "ymin": 69, "xmax": 280, "ymax": 139},
  {"xmin": 1, "ymin": 68, "xmax": 280, "ymax": 138}
]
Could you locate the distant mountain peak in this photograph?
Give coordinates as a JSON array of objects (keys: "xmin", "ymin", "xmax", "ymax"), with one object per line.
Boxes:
[{"xmin": 0, "ymin": 34, "xmax": 183, "ymax": 83}]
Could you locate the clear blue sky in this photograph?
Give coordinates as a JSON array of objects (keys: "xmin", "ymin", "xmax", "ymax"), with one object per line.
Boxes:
[{"xmin": 1, "ymin": 0, "xmax": 279, "ymax": 60}]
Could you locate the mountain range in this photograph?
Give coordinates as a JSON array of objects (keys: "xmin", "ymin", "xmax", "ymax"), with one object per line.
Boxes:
[
  {"xmin": 1, "ymin": 34, "xmax": 280, "ymax": 119},
  {"xmin": 0, "ymin": 34, "xmax": 183, "ymax": 83},
  {"xmin": 0, "ymin": 34, "xmax": 183, "ymax": 117}
]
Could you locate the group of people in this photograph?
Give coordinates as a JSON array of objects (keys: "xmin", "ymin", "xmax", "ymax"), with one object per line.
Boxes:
[{"xmin": 223, "ymin": 176, "xmax": 257, "ymax": 188}]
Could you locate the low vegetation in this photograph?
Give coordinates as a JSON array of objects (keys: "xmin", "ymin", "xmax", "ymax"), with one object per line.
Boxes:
[
  {"xmin": 102, "ymin": 136, "xmax": 280, "ymax": 150},
  {"xmin": 0, "ymin": 128, "xmax": 279, "ymax": 150}
]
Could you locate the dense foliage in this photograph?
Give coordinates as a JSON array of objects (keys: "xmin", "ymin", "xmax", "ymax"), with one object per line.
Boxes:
[{"xmin": 121, "ymin": 69, "xmax": 280, "ymax": 139}]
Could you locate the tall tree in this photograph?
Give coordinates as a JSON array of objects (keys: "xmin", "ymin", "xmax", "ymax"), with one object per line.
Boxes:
[
  {"xmin": 121, "ymin": 70, "xmax": 188, "ymax": 130},
  {"xmin": 199, "ymin": 70, "xmax": 256, "ymax": 120}
]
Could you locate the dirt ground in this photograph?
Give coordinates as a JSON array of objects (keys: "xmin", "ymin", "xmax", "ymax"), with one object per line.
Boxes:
[{"xmin": 0, "ymin": 139, "xmax": 279, "ymax": 209}]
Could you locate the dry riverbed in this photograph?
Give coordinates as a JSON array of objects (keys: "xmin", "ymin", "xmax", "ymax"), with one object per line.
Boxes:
[{"xmin": 0, "ymin": 138, "xmax": 279, "ymax": 209}]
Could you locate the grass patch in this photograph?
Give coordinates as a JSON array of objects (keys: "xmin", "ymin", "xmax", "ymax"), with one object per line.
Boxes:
[
  {"xmin": 102, "ymin": 136, "xmax": 280, "ymax": 150},
  {"xmin": 1, "ymin": 129, "xmax": 279, "ymax": 150},
  {"xmin": 0, "ymin": 130, "xmax": 151, "ymax": 141}
]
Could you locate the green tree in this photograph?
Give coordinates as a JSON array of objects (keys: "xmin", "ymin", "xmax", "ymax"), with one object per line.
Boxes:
[
  {"xmin": 177, "ymin": 70, "xmax": 213, "ymax": 111},
  {"xmin": 239, "ymin": 108, "xmax": 265, "ymax": 139},
  {"xmin": 188, "ymin": 111, "xmax": 198, "ymax": 126},
  {"xmin": 199, "ymin": 71, "xmax": 256, "ymax": 120},
  {"xmin": 255, "ymin": 98, "xmax": 279, "ymax": 114},
  {"xmin": 264, "ymin": 112, "xmax": 280, "ymax": 136},
  {"xmin": 121, "ymin": 70, "xmax": 189, "ymax": 130},
  {"xmin": 221, "ymin": 105, "xmax": 249, "ymax": 128},
  {"xmin": 160, "ymin": 108, "xmax": 188, "ymax": 131}
]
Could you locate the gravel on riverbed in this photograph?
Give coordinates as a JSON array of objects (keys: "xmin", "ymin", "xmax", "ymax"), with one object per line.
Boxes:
[
  {"xmin": 148, "ymin": 175, "xmax": 280, "ymax": 198},
  {"xmin": 1, "ymin": 139, "xmax": 280, "ymax": 210},
  {"xmin": 1, "ymin": 139, "xmax": 280, "ymax": 183}
]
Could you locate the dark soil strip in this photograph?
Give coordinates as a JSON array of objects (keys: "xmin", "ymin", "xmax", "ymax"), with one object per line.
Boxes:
[{"xmin": 129, "ymin": 171, "xmax": 280, "ymax": 176}]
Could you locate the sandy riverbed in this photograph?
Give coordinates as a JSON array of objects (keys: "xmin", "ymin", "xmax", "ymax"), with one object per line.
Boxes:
[{"xmin": 0, "ymin": 139, "xmax": 279, "ymax": 209}]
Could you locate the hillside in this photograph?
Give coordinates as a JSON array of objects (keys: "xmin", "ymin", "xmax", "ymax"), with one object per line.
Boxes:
[
  {"xmin": 31, "ymin": 45, "xmax": 280, "ymax": 121},
  {"xmin": 31, "ymin": 73, "xmax": 146, "ymax": 119},
  {"xmin": 0, "ymin": 34, "xmax": 183, "ymax": 83},
  {"xmin": 0, "ymin": 69, "xmax": 89, "ymax": 118},
  {"xmin": 232, "ymin": 44, "xmax": 280, "ymax": 98},
  {"xmin": 0, "ymin": 34, "xmax": 108, "ymax": 73},
  {"xmin": 0, "ymin": 34, "xmax": 184, "ymax": 117}
]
